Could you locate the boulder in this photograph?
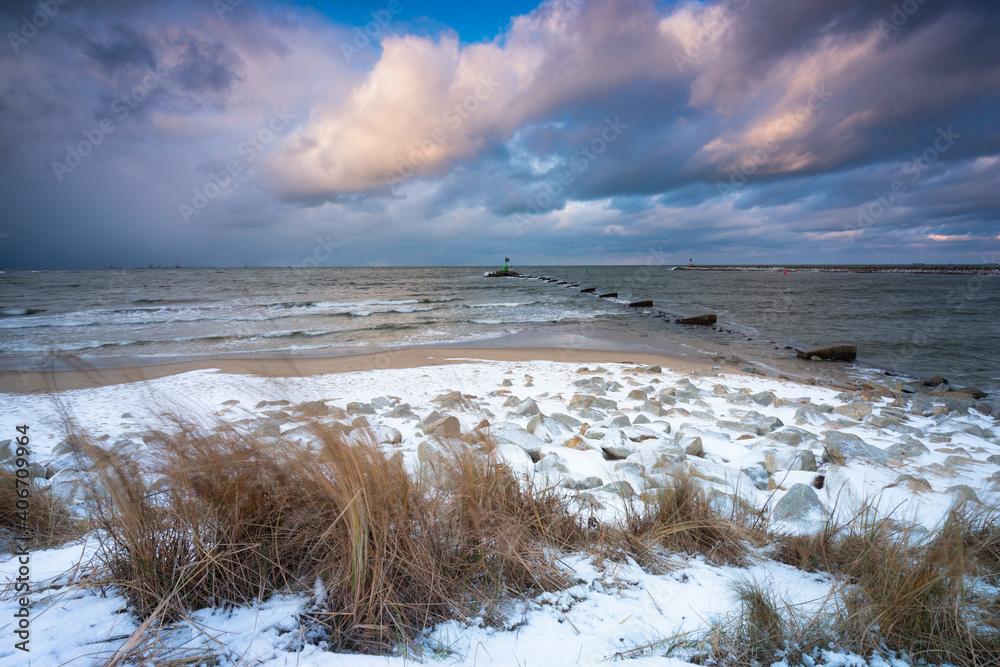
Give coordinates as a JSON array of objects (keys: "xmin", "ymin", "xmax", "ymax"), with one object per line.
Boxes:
[
  {"xmin": 679, "ymin": 435, "xmax": 704, "ymax": 458},
  {"xmin": 346, "ymin": 401, "xmax": 376, "ymax": 415},
  {"xmin": 832, "ymin": 402, "xmax": 872, "ymax": 421},
  {"xmin": 489, "ymin": 423, "xmax": 544, "ymax": 460},
  {"xmin": 561, "ymin": 476, "xmax": 604, "ymax": 491},
  {"xmin": 770, "ymin": 427, "xmax": 811, "ymax": 446},
  {"xmin": 296, "ymin": 400, "xmax": 330, "ymax": 417},
  {"xmin": 796, "ymin": 344, "xmax": 857, "ymax": 361},
  {"xmin": 424, "ymin": 416, "xmax": 462, "ymax": 439},
  {"xmin": 741, "ymin": 465, "xmax": 770, "ymax": 491},
  {"xmin": 640, "ymin": 400, "xmax": 669, "ymax": 416},
  {"xmin": 385, "ymin": 403, "xmax": 415, "ymax": 419},
  {"xmin": 549, "ymin": 412, "xmax": 583, "ymax": 430},
  {"xmin": 822, "ymin": 431, "xmax": 888, "ymax": 464},
  {"xmin": 752, "ymin": 391, "xmax": 777, "ymax": 407},
  {"xmin": 772, "ymin": 483, "xmax": 827, "ymax": 524},
  {"xmin": 514, "ymin": 398, "xmax": 542, "ymax": 417},
  {"xmin": 599, "ymin": 480, "xmax": 636, "ymax": 498},
  {"xmin": 679, "ymin": 313, "xmax": 717, "ymax": 325},
  {"xmin": 886, "ymin": 438, "xmax": 930, "ymax": 459},
  {"xmin": 764, "ymin": 449, "xmax": 818, "ymax": 473}
]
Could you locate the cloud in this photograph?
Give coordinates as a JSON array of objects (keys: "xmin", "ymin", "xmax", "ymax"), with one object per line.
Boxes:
[{"xmin": 265, "ymin": 0, "xmax": 685, "ymax": 199}]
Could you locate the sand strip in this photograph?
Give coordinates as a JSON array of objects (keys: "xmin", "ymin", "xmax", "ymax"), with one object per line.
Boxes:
[{"xmin": 0, "ymin": 346, "xmax": 712, "ymax": 394}]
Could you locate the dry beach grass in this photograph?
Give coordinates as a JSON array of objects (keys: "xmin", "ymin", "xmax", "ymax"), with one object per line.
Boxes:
[{"xmin": 33, "ymin": 410, "xmax": 995, "ymax": 666}]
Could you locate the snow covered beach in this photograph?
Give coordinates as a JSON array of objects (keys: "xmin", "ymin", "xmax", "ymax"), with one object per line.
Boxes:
[{"xmin": 2, "ymin": 348, "xmax": 999, "ymax": 666}]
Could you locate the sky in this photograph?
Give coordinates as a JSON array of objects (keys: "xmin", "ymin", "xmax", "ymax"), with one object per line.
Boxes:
[{"xmin": 0, "ymin": 0, "xmax": 998, "ymax": 269}]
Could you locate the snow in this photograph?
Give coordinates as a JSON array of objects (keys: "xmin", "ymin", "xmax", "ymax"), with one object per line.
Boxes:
[{"xmin": 1, "ymin": 358, "xmax": 998, "ymax": 665}]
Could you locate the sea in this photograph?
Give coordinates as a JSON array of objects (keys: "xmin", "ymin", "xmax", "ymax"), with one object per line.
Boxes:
[{"xmin": 1, "ymin": 266, "xmax": 998, "ymax": 393}]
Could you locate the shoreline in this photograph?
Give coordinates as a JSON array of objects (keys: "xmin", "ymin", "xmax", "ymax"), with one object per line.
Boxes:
[
  {"xmin": 674, "ymin": 264, "xmax": 1000, "ymax": 274},
  {"xmin": 0, "ymin": 345, "xmax": 715, "ymax": 394}
]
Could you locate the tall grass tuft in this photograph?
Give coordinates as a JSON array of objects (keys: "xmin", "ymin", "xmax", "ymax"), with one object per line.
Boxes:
[
  {"xmin": 1, "ymin": 465, "xmax": 86, "ymax": 550},
  {"xmin": 616, "ymin": 470, "xmax": 756, "ymax": 568},
  {"xmin": 774, "ymin": 502, "xmax": 1000, "ymax": 667},
  {"xmin": 81, "ymin": 417, "xmax": 588, "ymax": 653}
]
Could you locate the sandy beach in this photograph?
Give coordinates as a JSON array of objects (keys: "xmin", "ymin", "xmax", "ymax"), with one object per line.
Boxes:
[{"xmin": 2, "ymin": 335, "xmax": 998, "ymax": 665}]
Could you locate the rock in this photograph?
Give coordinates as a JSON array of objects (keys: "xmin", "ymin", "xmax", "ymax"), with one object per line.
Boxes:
[
  {"xmin": 957, "ymin": 386, "xmax": 987, "ymax": 399},
  {"xmin": 578, "ymin": 407, "xmax": 606, "ymax": 421},
  {"xmin": 606, "ymin": 415, "xmax": 631, "ymax": 429},
  {"xmin": 424, "ymin": 416, "xmax": 462, "ymax": 439},
  {"xmin": 679, "ymin": 314, "xmax": 717, "ymax": 325},
  {"xmin": 296, "ymin": 400, "xmax": 330, "ymax": 417},
  {"xmin": 793, "ymin": 407, "xmax": 831, "ymax": 426},
  {"xmin": 924, "ymin": 376, "xmax": 948, "ymax": 387},
  {"xmin": 601, "ymin": 444, "xmax": 631, "ymax": 460},
  {"xmin": 346, "ymin": 401, "xmax": 376, "ymax": 415},
  {"xmin": 599, "ymin": 481, "xmax": 636, "ymax": 498},
  {"xmin": 0, "ymin": 439, "xmax": 13, "ymax": 461},
  {"xmin": 633, "ymin": 414, "xmax": 651, "ymax": 425},
  {"xmin": 752, "ymin": 391, "xmax": 777, "ymax": 407},
  {"xmin": 598, "ymin": 292, "xmax": 618, "ymax": 298},
  {"xmin": 51, "ymin": 436, "xmax": 81, "ymax": 457},
  {"xmin": 822, "ymin": 431, "xmax": 888, "ymax": 464},
  {"xmin": 894, "ymin": 474, "xmax": 933, "ymax": 492},
  {"xmin": 253, "ymin": 420, "xmax": 281, "ymax": 438},
  {"xmin": 770, "ymin": 427, "xmax": 811, "ymax": 446},
  {"xmin": 385, "ymin": 403, "xmax": 415, "ymax": 419},
  {"xmin": 772, "ymin": 483, "xmax": 826, "ymax": 523},
  {"xmin": 514, "ymin": 398, "xmax": 542, "ymax": 417},
  {"xmin": 764, "ymin": 449, "xmax": 818, "ymax": 473},
  {"xmin": 796, "ymin": 344, "xmax": 857, "ymax": 361},
  {"xmin": 640, "ymin": 400, "xmax": 668, "ymax": 416},
  {"xmin": 886, "ymin": 438, "xmax": 930, "ymax": 459},
  {"xmin": 741, "ymin": 465, "xmax": 770, "ymax": 491},
  {"xmin": 627, "ymin": 389, "xmax": 648, "ymax": 401},
  {"xmin": 417, "ymin": 410, "xmax": 445, "ymax": 432},
  {"xmin": 832, "ymin": 402, "xmax": 872, "ymax": 421},
  {"xmin": 643, "ymin": 365, "xmax": 662, "ymax": 374},
  {"xmin": 433, "ymin": 391, "xmax": 466, "ymax": 409},
  {"xmin": 584, "ymin": 430, "xmax": 606, "ymax": 440},
  {"xmin": 501, "ymin": 378, "xmax": 513, "ymax": 386},
  {"xmin": 628, "ymin": 300, "xmax": 654, "ymax": 308},
  {"xmin": 503, "ymin": 395, "xmax": 523, "ymax": 408},
  {"xmin": 987, "ymin": 454, "xmax": 1000, "ymax": 466},
  {"xmin": 680, "ymin": 435, "xmax": 704, "ymax": 457},
  {"xmin": 561, "ymin": 435, "xmax": 598, "ymax": 452},
  {"xmin": 351, "ymin": 416, "xmax": 371, "ymax": 429},
  {"xmin": 741, "ymin": 367, "xmax": 765, "ymax": 376},
  {"xmin": 371, "ymin": 396, "xmax": 394, "ymax": 409},
  {"xmin": 495, "ymin": 444, "xmax": 535, "ymax": 476},
  {"xmin": 550, "ymin": 413, "xmax": 583, "ymax": 430},
  {"xmin": 946, "ymin": 485, "xmax": 980, "ymax": 504},
  {"xmin": 944, "ymin": 455, "xmax": 978, "ymax": 469},
  {"xmin": 535, "ymin": 454, "xmax": 570, "ymax": 477},
  {"xmin": 561, "ymin": 476, "xmax": 604, "ymax": 491},
  {"xmin": 372, "ymin": 426, "xmax": 403, "ymax": 445}
]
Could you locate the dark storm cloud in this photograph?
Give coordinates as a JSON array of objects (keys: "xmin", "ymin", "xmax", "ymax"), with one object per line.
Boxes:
[
  {"xmin": 171, "ymin": 36, "xmax": 244, "ymax": 94},
  {"xmin": 72, "ymin": 24, "xmax": 156, "ymax": 73},
  {"xmin": 0, "ymin": 0, "xmax": 998, "ymax": 269}
]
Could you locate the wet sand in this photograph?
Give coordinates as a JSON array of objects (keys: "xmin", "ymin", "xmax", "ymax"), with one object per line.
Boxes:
[{"xmin": 0, "ymin": 345, "xmax": 714, "ymax": 394}]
